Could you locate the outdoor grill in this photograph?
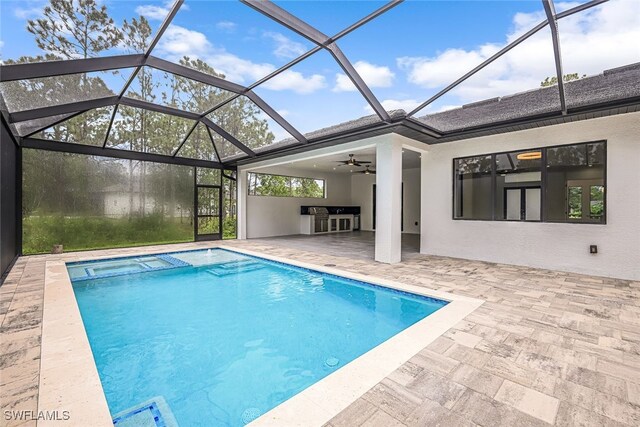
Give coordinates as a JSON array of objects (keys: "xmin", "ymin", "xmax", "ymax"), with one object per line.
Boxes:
[{"xmin": 309, "ymin": 207, "xmax": 329, "ymax": 233}]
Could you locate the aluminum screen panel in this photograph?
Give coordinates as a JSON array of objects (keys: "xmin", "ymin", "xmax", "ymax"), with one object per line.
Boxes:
[{"xmin": 107, "ymin": 105, "xmax": 194, "ymax": 155}]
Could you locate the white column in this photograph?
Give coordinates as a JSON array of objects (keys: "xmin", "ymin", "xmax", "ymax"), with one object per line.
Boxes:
[
  {"xmin": 375, "ymin": 138, "xmax": 403, "ymax": 263},
  {"xmin": 420, "ymin": 151, "xmax": 428, "ymax": 254},
  {"xmin": 237, "ymin": 168, "xmax": 248, "ymax": 240}
]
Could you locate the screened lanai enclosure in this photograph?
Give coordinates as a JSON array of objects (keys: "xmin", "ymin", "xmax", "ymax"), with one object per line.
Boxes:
[{"xmin": 1, "ymin": 0, "xmax": 639, "ymax": 279}]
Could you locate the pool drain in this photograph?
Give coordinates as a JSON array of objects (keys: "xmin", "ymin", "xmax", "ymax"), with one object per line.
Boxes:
[
  {"xmin": 241, "ymin": 407, "xmax": 261, "ymax": 425},
  {"xmin": 325, "ymin": 357, "xmax": 340, "ymax": 368}
]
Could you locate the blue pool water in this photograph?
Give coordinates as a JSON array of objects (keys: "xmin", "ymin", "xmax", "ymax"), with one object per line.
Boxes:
[{"xmin": 70, "ymin": 249, "xmax": 447, "ymax": 426}]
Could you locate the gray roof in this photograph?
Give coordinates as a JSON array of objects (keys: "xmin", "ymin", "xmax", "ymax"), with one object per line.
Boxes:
[
  {"xmin": 416, "ymin": 62, "xmax": 640, "ymax": 133},
  {"xmin": 235, "ymin": 63, "xmax": 640, "ymax": 165},
  {"xmin": 260, "ymin": 109, "xmax": 405, "ymax": 150},
  {"xmin": 272, "ymin": 62, "xmax": 640, "ymax": 147}
]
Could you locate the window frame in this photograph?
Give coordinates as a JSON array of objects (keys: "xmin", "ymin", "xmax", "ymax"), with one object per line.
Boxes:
[
  {"xmin": 247, "ymin": 171, "xmax": 326, "ymax": 199},
  {"xmin": 452, "ymin": 140, "xmax": 607, "ymax": 224}
]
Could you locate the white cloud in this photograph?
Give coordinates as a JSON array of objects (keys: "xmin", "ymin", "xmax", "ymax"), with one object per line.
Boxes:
[
  {"xmin": 158, "ymin": 25, "xmax": 212, "ymax": 57},
  {"xmin": 398, "ymin": 0, "xmax": 640, "ymax": 104},
  {"xmin": 156, "ymin": 25, "xmax": 322, "ymax": 88},
  {"xmin": 397, "ymin": 45, "xmax": 499, "ymax": 90},
  {"xmin": 206, "ymin": 53, "xmax": 274, "ymax": 83},
  {"xmin": 135, "ymin": 4, "xmax": 169, "ymax": 20},
  {"xmin": 263, "ymin": 32, "xmax": 306, "ymax": 59},
  {"xmin": 136, "ymin": 1, "xmax": 187, "ymax": 20},
  {"xmin": 14, "ymin": 6, "xmax": 42, "ymax": 19},
  {"xmin": 262, "ymin": 69, "xmax": 326, "ymax": 94},
  {"xmin": 216, "ymin": 21, "xmax": 237, "ymax": 32},
  {"xmin": 334, "ymin": 61, "xmax": 395, "ymax": 92}
]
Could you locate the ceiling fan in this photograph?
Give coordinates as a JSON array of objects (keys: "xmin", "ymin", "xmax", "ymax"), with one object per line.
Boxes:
[
  {"xmin": 335, "ymin": 154, "xmax": 372, "ymax": 167},
  {"xmin": 352, "ymin": 165, "xmax": 376, "ymax": 175}
]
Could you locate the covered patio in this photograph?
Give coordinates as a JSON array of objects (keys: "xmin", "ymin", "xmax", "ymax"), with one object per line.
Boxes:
[{"xmin": 250, "ymin": 231, "xmax": 421, "ymax": 262}]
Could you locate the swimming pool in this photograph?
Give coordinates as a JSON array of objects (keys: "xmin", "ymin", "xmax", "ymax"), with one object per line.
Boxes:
[{"xmin": 69, "ymin": 248, "xmax": 447, "ymax": 426}]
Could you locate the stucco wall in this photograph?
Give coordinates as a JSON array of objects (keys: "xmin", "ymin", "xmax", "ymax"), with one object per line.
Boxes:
[
  {"xmin": 246, "ymin": 166, "xmax": 353, "ymax": 238},
  {"xmin": 351, "ymin": 167, "xmax": 421, "ymax": 234},
  {"xmin": 350, "ymin": 174, "xmax": 375, "ymax": 231},
  {"xmin": 421, "ymin": 112, "xmax": 640, "ymax": 280}
]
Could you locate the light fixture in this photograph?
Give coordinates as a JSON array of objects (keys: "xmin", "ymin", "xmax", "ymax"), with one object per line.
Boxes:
[{"xmin": 516, "ymin": 151, "xmax": 542, "ymax": 160}]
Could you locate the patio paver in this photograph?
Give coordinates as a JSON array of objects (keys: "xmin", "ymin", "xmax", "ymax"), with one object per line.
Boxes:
[{"xmin": 0, "ymin": 239, "xmax": 638, "ymax": 426}]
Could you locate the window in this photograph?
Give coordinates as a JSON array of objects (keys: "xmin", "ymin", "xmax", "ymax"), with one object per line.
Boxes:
[
  {"xmin": 454, "ymin": 156, "xmax": 492, "ymax": 220},
  {"xmin": 546, "ymin": 142, "xmax": 605, "ymax": 223},
  {"xmin": 453, "ymin": 141, "xmax": 606, "ymax": 223},
  {"xmin": 248, "ymin": 172, "xmax": 325, "ymax": 198},
  {"xmin": 495, "ymin": 150, "xmax": 542, "ymax": 221}
]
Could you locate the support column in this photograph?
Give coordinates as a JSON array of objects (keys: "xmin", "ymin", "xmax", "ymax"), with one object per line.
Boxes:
[
  {"xmin": 375, "ymin": 138, "xmax": 403, "ymax": 263},
  {"xmin": 420, "ymin": 150, "xmax": 428, "ymax": 255},
  {"xmin": 237, "ymin": 168, "xmax": 248, "ymax": 240}
]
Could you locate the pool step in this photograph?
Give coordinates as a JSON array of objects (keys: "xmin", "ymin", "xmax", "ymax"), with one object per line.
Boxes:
[
  {"xmin": 213, "ymin": 259, "xmax": 255, "ymax": 268},
  {"xmin": 112, "ymin": 396, "xmax": 178, "ymax": 427},
  {"xmin": 206, "ymin": 260, "xmax": 264, "ymax": 276}
]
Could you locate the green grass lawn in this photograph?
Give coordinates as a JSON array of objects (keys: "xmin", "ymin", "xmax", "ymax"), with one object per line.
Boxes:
[
  {"xmin": 23, "ymin": 215, "xmax": 194, "ymax": 255},
  {"xmin": 23, "ymin": 215, "xmax": 237, "ymax": 255}
]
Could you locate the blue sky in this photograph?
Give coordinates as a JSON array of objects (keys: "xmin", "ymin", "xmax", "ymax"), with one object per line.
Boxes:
[{"xmin": 1, "ymin": 0, "xmax": 638, "ymax": 139}]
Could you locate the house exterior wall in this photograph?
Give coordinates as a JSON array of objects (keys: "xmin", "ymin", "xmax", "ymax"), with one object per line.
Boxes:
[
  {"xmin": 421, "ymin": 112, "xmax": 640, "ymax": 280},
  {"xmin": 102, "ymin": 194, "xmax": 158, "ymax": 218},
  {"xmin": 351, "ymin": 167, "xmax": 420, "ymax": 234},
  {"xmin": 246, "ymin": 166, "xmax": 352, "ymax": 238},
  {"xmin": 350, "ymin": 174, "xmax": 375, "ymax": 231}
]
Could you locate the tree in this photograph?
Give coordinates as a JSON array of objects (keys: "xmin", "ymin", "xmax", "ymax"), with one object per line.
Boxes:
[
  {"xmin": 249, "ymin": 173, "xmax": 324, "ymax": 198},
  {"xmin": 22, "ymin": 0, "xmax": 123, "ymax": 146},
  {"xmin": 27, "ymin": 0, "xmax": 122, "ymax": 60},
  {"xmin": 16, "ymin": 0, "xmax": 284, "ymax": 246},
  {"xmin": 540, "ymin": 73, "xmax": 586, "ymax": 87},
  {"xmin": 175, "ymin": 57, "xmax": 276, "ymax": 158}
]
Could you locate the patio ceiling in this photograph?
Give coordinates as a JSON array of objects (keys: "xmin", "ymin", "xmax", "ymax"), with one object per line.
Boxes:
[{"xmin": 1, "ymin": 0, "xmax": 637, "ymax": 169}]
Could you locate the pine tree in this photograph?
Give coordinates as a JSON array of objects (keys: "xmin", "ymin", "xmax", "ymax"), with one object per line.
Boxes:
[{"xmin": 27, "ymin": 0, "xmax": 122, "ymax": 60}]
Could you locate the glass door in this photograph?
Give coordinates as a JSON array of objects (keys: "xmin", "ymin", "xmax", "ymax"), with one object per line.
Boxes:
[
  {"xmin": 504, "ymin": 186, "xmax": 541, "ymax": 221},
  {"xmin": 567, "ymin": 179, "xmax": 605, "ymax": 223},
  {"xmin": 195, "ymin": 185, "xmax": 221, "ymax": 241}
]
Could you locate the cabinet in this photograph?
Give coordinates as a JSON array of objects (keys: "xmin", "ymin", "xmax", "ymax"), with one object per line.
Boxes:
[{"xmin": 300, "ymin": 214, "xmax": 354, "ymax": 234}]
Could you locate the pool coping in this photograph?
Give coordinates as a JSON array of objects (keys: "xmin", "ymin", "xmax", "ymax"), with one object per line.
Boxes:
[{"xmin": 40, "ymin": 245, "xmax": 484, "ymax": 427}]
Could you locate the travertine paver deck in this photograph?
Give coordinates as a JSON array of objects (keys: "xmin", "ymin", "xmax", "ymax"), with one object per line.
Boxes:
[{"xmin": 1, "ymin": 239, "xmax": 639, "ymax": 426}]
